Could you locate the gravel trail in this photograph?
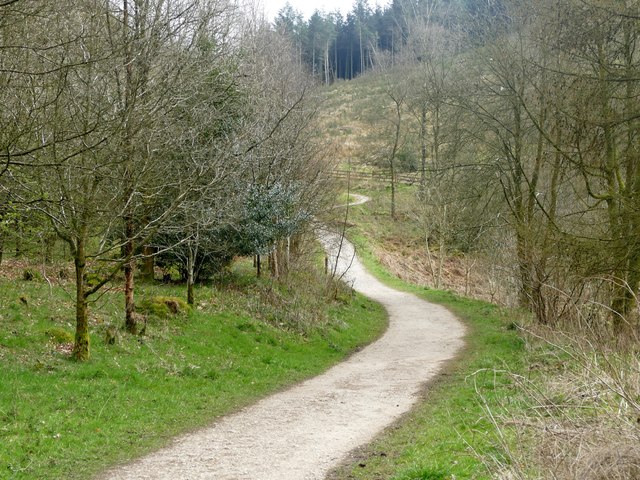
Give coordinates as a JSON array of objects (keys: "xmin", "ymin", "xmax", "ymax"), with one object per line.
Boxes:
[{"xmin": 101, "ymin": 216, "xmax": 465, "ymax": 480}]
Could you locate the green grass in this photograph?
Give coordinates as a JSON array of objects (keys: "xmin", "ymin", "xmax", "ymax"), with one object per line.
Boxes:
[
  {"xmin": 0, "ymin": 266, "xmax": 387, "ymax": 479},
  {"xmin": 328, "ymin": 201, "xmax": 527, "ymax": 480}
]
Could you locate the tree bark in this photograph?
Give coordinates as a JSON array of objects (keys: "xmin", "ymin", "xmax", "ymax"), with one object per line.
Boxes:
[
  {"xmin": 419, "ymin": 104, "xmax": 427, "ymax": 198},
  {"xmin": 15, "ymin": 222, "xmax": 22, "ymax": 257},
  {"xmin": 122, "ymin": 0, "xmax": 137, "ymax": 335},
  {"xmin": 256, "ymin": 253, "xmax": 261, "ymax": 278},
  {"xmin": 389, "ymin": 105, "xmax": 401, "ymax": 220},
  {"xmin": 272, "ymin": 249, "xmax": 279, "ymax": 279},
  {"xmin": 187, "ymin": 247, "xmax": 195, "ymax": 306},
  {"xmin": 124, "ymin": 219, "xmax": 136, "ymax": 334},
  {"xmin": 141, "ymin": 245, "xmax": 155, "ymax": 281},
  {"xmin": 286, "ymin": 236, "xmax": 291, "ymax": 274}
]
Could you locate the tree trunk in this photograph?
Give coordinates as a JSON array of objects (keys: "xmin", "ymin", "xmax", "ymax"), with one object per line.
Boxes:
[
  {"xmin": 324, "ymin": 41, "xmax": 330, "ymax": 85},
  {"xmin": 389, "ymin": 108, "xmax": 401, "ymax": 221},
  {"xmin": 15, "ymin": 222, "xmax": 22, "ymax": 258},
  {"xmin": 124, "ymin": 220, "xmax": 136, "ymax": 334},
  {"xmin": 122, "ymin": 0, "xmax": 137, "ymax": 335},
  {"xmin": 420, "ymin": 104, "xmax": 427, "ymax": 198},
  {"xmin": 312, "ymin": 39, "xmax": 316, "ymax": 77},
  {"xmin": 390, "ymin": 175, "xmax": 396, "ymax": 215},
  {"xmin": 44, "ymin": 234, "xmax": 56, "ymax": 264},
  {"xmin": 432, "ymin": 104, "xmax": 440, "ymax": 169},
  {"xmin": 436, "ymin": 205, "xmax": 447, "ymax": 290},
  {"xmin": 359, "ymin": 26, "xmax": 364, "ymax": 75},
  {"xmin": 141, "ymin": 245, "xmax": 155, "ymax": 281},
  {"xmin": 186, "ymin": 245, "xmax": 195, "ymax": 305},
  {"xmin": 0, "ymin": 230, "xmax": 4, "ymax": 265},
  {"xmin": 187, "ymin": 278, "xmax": 194, "ymax": 306},
  {"xmin": 464, "ymin": 258, "xmax": 476, "ymax": 297},
  {"xmin": 72, "ymin": 237, "xmax": 90, "ymax": 361},
  {"xmin": 256, "ymin": 253, "xmax": 261, "ymax": 278},
  {"xmin": 425, "ymin": 232, "xmax": 437, "ymax": 288},
  {"xmin": 611, "ymin": 261, "xmax": 639, "ymax": 335},
  {"xmin": 515, "ymin": 226, "xmax": 534, "ymax": 312},
  {"xmin": 286, "ymin": 236, "xmax": 291, "ymax": 273},
  {"xmin": 272, "ymin": 249, "xmax": 279, "ymax": 279}
]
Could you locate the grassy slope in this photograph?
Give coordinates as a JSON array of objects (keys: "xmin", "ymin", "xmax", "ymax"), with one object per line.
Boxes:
[
  {"xmin": 338, "ymin": 189, "xmax": 640, "ymax": 480},
  {"xmin": 0, "ymin": 264, "xmax": 387, "ymax": 479},
  {"xmin": 327, "ymin": 196, "xmax": 527, "ymax": 480}
]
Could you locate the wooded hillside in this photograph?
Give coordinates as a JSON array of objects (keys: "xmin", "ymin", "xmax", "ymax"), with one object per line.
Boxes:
[{"xmin": 301, "ymin": 0, "xmax": 640, "ymax": 341}]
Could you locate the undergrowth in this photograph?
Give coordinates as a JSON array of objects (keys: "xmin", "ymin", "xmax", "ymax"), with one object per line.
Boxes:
[{"xmin": 488, "ymin": 322, "xmax": 640, "ymax": 480}]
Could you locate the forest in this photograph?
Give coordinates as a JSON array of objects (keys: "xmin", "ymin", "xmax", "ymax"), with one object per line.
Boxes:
[
  {"xmin": 5, "ymin": 0, "xmax": 636, "ymax": 362},
  {"xmin": 274, "ymin": 0, "xmax": 502, "ymax": 81}
]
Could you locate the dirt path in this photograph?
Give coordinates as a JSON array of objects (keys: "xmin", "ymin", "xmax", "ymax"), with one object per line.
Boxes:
[{"xmin": 102, "ymin": 217, "xmax": 465, "ymax": 480}]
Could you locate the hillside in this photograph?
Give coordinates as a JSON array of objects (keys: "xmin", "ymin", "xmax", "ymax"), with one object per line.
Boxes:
[
  {"xmin": 317, "ymin": 66, "xmax": 640, "ymax": 480},
  {"xmin": 0, "ymin": 254, "xmax": 389, "ymax": 478},
  {"xmin": 318, "ymin": 73, "xmax": 502, "ymax": 304}
]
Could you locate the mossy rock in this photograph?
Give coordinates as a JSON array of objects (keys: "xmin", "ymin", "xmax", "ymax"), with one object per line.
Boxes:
[
  {"xmin": 44, "ymin": 327, "xmax": 74, "ymax": 344},
  {"xmin": 138, "ymin": 296, "xmax": 189, "ymax": 318}
]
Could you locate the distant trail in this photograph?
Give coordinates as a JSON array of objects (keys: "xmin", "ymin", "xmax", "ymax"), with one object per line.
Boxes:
[
  {"xmin": 101, "ymin": 196, "xmax": 465, "ymax": 480},
  {"xmin": 344, "ymin": 193, "xmax": 369, "ymax": 207}
]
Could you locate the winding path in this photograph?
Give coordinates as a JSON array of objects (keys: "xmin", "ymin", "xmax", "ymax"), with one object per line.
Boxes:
[{"xmin": 101, "ymin": 199, "xmax": 465, "ymax": 480}]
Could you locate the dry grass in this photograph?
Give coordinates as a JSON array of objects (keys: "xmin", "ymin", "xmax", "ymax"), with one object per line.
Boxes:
[
  {"xmin": 478, "ymin": 315, "xmax": 640, "ymax": 480},
  {"xmin": 375, "ymin": 244, "xmax": 496, "ymax": 299}
]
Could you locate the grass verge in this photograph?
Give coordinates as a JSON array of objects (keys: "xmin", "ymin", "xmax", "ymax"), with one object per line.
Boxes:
[
  {"xmin": 327, "ymin": 218, "xmax": 528, "ymax": 480},
  {"xmin": 0, "ymin": 264, "xmax": 387, "ymax": 479}
]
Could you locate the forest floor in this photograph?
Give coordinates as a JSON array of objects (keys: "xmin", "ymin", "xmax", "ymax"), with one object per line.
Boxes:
[{"xmin": 100, "ymin": 225, "xmax": 466, "ymax": 479}]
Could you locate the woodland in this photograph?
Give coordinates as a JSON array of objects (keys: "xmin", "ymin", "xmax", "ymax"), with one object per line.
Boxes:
[
  {"xmin": 284, "ymin": 0, "xmax": 640, "ymax": 340},
  {"xmin": 1, "ymin": 0, "xmax": 639, "ymax": 478},
  {"xmin": 3, "ymin": 0, "xmax": 638, "ymax": 359},
  {"xmin": 0, "ymin": 0, "xmax": 333, "ymax": 361}
]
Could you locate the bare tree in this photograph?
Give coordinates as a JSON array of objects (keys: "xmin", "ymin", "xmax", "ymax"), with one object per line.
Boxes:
[
  {"xmin": 529, "ymin": 0, "xmax": 640, "ymax": 331},
  {"xmin": 235, "ymin": 22, "xmax": 333, "ymax": 277},
  {"xmin": 102, "ymin": 0, "xmax": 236, "ymax": 333},
  {"xmin": 6, "ymin": 0, "xmax": 239, "ymax": 359}
]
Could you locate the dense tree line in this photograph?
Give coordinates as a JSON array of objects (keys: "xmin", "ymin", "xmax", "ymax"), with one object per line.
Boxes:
[
  {"xmin": 274, "ymin": 0, "xmax": 407, "ymax": 81},
  {"xmin": 273, "ymin": 0, "xmax": 507, "ymax": 82},
  {"xmin": 0, "ymin": 0, "xmax": 332, "ymax": 359}
]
